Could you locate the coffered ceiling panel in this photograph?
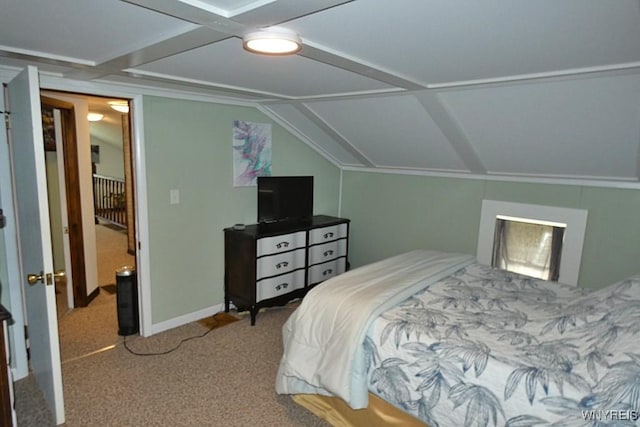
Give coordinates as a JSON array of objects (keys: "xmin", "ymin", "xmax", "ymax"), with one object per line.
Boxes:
[
  {"xmin": 307, "ymin": 96, "xmax": 468, "ymax": 170},
  {"xmin": 1, "ymin": 0, "xmax": 639, "ymax": 183},
  {"xmin": 263, "ymin": 103, "xmax": 367, "ymax": 166},
  {"xmin": 288, "ymin": 0, "xmax": 640, "ymax": 86},
  {"xmin": 0, "ymin": 0, "xmax": 196, "ymax": 63},
  {"xmin": 131, "ymin": 38, "xmax": 395, "ymax": 98},
  {"xmin": 440, "ymin": 74, "xmax": 640, "ymax": 179}
]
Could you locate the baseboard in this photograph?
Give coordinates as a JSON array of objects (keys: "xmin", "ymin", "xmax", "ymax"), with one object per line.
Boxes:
[
  {"xmin": 86, "ymin": 286, "xmax": 100, "ymax": 305},
  {"xmin": 148, "ymin": 303, "xmax": 227, "ymax": 336}
]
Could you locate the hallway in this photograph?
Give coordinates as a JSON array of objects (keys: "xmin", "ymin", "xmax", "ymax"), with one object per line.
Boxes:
[
  {"xmin": 55, "ymin": 222, "xmax": 135, "ymax": 362},
  {"xmin": 14, "ymin": 223, "xmax": 137, "ymax": 425}
]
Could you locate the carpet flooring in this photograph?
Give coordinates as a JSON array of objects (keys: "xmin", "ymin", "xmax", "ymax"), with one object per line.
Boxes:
[
  {"xmin": 14, "ymin": 222, "xmax": 328, "ymax": 426},
  {"xmin": 15, "ymin": 304, "xmax": 329, "ymax": 426},
  {"xmin": 94, "ymin": 222, "xmax": 135, "ymax": 289}
]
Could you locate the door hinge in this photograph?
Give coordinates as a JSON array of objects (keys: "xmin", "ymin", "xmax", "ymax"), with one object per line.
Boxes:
[
  {"xmin": 24, "ymin": 325, "xmax": 30, "ymax": 361},
  {"xmin": 2, "ymin": 111, "xmax": 9, "ymax": 130}
]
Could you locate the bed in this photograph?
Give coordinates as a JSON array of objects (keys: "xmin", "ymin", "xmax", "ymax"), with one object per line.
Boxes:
[{"xmin": 276, "ymin": 249, "xmax": 640, "ymax": 427}]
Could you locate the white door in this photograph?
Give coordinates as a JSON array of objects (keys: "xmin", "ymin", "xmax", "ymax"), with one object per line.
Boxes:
[{"xmin": 7, "ymin": 66, "xmax": 65, "ymax": 424}]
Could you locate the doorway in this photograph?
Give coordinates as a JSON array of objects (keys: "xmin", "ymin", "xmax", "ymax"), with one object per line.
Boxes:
[{"xmin": 40, "ymin": 91, "xmax": 138, "ymax": 360}]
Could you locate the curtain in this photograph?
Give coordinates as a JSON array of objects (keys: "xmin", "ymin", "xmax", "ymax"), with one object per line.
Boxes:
[
  {"xmin": 548, "ymin": 226, "xmax": 564, "ymax": 281},
  {"xmin": 492, "ymin": 218, "xmax": 564, "ymax": 281}
]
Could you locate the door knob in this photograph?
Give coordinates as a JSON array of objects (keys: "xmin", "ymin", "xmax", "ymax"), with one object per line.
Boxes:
[
  {"xmin": 27, "ymin": 270, "xmax": 66, "ymax": 286},
  {"xmin": 27, "ymin": 271, "xmax": 45, "ymax": 285}
]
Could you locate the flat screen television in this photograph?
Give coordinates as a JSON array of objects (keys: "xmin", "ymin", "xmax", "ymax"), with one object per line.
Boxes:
[{"xmin": 257, "ymin": 176, "xmax": 313, "ymax": 224}]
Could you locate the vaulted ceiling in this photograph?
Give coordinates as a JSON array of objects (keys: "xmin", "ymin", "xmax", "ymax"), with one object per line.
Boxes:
[{"xmin": 2, "ymin": 0, "xmax": 640, "ymax": 182}]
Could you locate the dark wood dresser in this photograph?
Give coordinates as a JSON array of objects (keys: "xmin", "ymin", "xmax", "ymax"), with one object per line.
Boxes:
[
  {"xmin": 224, "ymin": 215, "xmax": 350, "ymax": 325},
  {"xmin": 0, "ymin": 304, "xmax": 13, "ymax": 426}
]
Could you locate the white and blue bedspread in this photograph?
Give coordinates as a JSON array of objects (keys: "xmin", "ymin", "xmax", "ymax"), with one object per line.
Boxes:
[
  {"xmin": 276, "ymin": 250, "xmax": 640, "ymax": 427},
  {"xmin": 367, "ymin": 262, "xmax": 640, "ymax": 427},
  {"xmin": 276, "ymin": 250, "xmax": 475, "ymax": 409}
]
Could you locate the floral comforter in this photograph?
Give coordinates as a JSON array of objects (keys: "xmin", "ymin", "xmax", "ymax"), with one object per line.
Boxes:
[
  {"xmin": 276, "ymin": 250, "xmax": 474, "ymax": 409},
  {"xmin": 365, "ymin": 263, "xmax": 640, "ymax": 427}
]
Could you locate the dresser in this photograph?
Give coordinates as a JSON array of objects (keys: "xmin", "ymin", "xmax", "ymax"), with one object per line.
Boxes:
[
  {"xmin": 0, "ymin": 305, "xmax": 14, "ymax": 426},
  {"xmin": 224, "ymin": 215, "xmax": 349, "ymax": 325}
]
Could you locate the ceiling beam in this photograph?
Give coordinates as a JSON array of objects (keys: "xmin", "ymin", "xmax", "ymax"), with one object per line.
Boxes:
[
  {"xmin": 120, "ymin": 0, "xmax": 246, "ymax": 30},
  {"xmin": 414, "ymin": 92, "xmax": 486, "ymax": 174},
  {"xmin": 117, "ymin": 69, "xmax": 282, "ymax": 100},
  {"xmin": 299, "ymin": 42, "xmax": 426, "ymax": 91},
  {"xmin": 0, "ymin": 47, "xmax": 94, "ymax": 69},
  {"xmin": 230, "ymin": 0, "xmax": 355, "ymax": 27},
  {"xmin": 427, "ymin": 62, "xmax": 640, "ymax": 91},
  {"xmin": 257, "ymin": 105, "xmax": 343, "ymax": 168},
  {"xmin": 294, "ymin": 102, "xmax": 375, "ymax": 167},
  {"xmin": 63, "ymin": 27, "xmax": 230, "ymax": 80},
  {"xmin": 62, "ymin": 0, "xmax": 248, "ymax": 81}
]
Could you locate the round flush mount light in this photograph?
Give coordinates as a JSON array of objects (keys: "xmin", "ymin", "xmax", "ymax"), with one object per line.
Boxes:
[
  {"xmin": 242, "ymin": 27, "xmax": 302, "ymax": 55},
  {"xmin": 87, "ymin": 112, "xmax": 104, "ymax": 122},
  {"xmin": 109, "ymin": 101, "xmax": 129, "ymax": 113}
]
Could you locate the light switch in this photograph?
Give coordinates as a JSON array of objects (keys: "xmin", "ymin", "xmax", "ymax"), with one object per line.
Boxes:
[{"xmin": 170, "ymin": 189, "xmax": 180, "ymax": 205}]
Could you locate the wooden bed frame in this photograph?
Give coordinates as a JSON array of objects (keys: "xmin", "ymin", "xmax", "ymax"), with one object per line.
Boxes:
[{"xmin": 292, "ymin": 393, "xmax": 427, "ymax": 427}]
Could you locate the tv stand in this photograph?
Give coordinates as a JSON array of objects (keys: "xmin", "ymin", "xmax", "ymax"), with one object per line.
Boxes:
[{"xmin": 224, "ymin": 215, "xmax": 350, "ymax": 325}]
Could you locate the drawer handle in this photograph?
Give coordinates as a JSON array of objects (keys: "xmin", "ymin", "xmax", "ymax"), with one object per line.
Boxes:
[
  {"xmin": 276, "ymin": 261, "xmax": 289, "ymax": 269},
  {"xmin": 322, "ymin": 269, "xmax": 333, "ymax": 276},
  {"xmin": 323, "ymin": 232, "xmax": 334, "ymax": 239},
  {"xmin": 323, "ymin": 250, "xmax": 334, "ymax": 257},
  {"xmin": 276, "ymin": 241, "xmax": 290, "ymax": 249},
  {"xmin": 275, "ymin": 283, "xmax": 289, "ymax": 291}
]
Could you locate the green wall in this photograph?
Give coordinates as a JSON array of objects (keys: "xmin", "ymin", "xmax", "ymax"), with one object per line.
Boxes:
[
  {"xmin": 341, "ymin": 171, "xmax": 640, "ymax": 290},
  {"xmin": 143, "ymin": 96, "xmax": 340, "ymax": 323}
]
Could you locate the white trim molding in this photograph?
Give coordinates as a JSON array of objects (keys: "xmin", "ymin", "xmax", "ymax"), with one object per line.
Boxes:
[
  {"xmin": 130, "ymin": 95, "xmax": 153, "ymax": 337},
  {"xmin": 342, "ymin": 166, "xmax": 640, "ymax": 190},
  {"xmin": 477, "ymin": 200, "xmax": 588, "ymax": 286},
  {"xmin": 149, "ymin": 303, "xmax": 226, "ymax": 336}
]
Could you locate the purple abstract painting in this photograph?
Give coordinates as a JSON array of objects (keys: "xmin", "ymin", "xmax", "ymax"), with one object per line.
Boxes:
[{"xmin": 232, "ymin": 120, "xmax": 272, "ymax": 186}]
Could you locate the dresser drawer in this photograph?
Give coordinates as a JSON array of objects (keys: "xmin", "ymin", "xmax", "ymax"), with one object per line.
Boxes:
[
  {"xmin": 257, "ymin": 231, "xmax": 306, "ymax": 256},
  {"xmin": 309, "ymin": 223, "xmax": 348, "ymax": 245},
  {"xmin": 257, "ymin": 248, "xmax": 306, "ymax": 280},
  {"xmin": 307, "ymin": 257, "xmax": 347, "ymax": 285},
  {"xmin": 256, "ymin": 269, "xmax": 305, "ymax": 303},
  {"xmin": 308, "ymin": 239, "xmax": 347, "ymax": 266}
]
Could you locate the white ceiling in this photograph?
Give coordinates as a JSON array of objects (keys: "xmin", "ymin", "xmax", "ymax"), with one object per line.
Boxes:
[{"xmin": 2, "ymin": 0, "xmax": 640, "ymax": 182}]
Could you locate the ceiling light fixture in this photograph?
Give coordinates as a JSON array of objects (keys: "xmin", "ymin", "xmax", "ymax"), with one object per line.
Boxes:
[
  {"xmin": 109, "ymin": 101, "xmax": 129, "ymax": 113},
  {"xmin": 242, "ymin": 27, "xmax": 302, "ymax": 55},
  {"xmin": 87, "ymin": 113, "xmax": 104, "ymax": 122}
]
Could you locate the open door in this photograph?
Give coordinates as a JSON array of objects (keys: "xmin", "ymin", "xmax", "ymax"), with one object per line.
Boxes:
[
  {"xmin": 6, "ymin": 66, "xmax": 65, "ymax": 424},
  {"xmin": 41, "ymin": 95, "xmax": 88, "ymax": 310},
  {"xmin": 52, "ymin": 109, "xmax": 75, "ymax": 311}
]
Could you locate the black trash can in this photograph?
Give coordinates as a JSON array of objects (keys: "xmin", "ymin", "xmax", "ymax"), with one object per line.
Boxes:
[{"xmin": 116, "ymin": 265, "xmax": 139, "ymax": 336}]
